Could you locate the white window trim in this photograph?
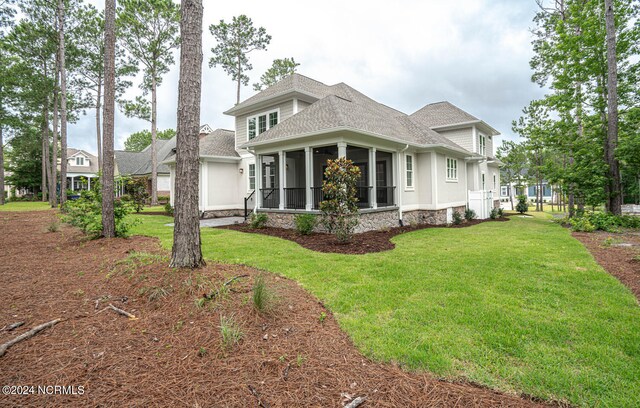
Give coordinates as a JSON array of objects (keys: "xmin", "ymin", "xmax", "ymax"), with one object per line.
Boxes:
[
  {"xmin": 445, "ymin": 157, "xmax": 458, "ymax": 182},
  {"xmin": 478, "ymin": 133, "xmax": 486, "ymax": 156},
  {"xmin": 247, "ymin": 163, "xmax": 256, "ymax": 192},
  {"xmin": 404, "ymin": 153, "xmax": 414, "ymax": 190},
  {"xmin": 246, "ymin": 108, "xmax": 280, "ymax": 141}
]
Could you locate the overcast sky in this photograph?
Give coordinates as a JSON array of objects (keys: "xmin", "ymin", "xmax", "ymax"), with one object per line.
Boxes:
[{"xmin": 73, "ymin": 0, "xmax": 547, "ymax": 154}]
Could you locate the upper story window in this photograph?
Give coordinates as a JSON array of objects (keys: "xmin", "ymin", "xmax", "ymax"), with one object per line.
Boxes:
[
  {"xmin": 478, "ymin": 134, "xmax": 486, "ymax": 156},
  {"xmin": 247, "ymin": 109, "xmax": 279, "ymax": 140},
  {"xmin": 75, "ymin": 157, "xmax": 85, "ymax": 166},
  {"xmin": 446, "ymin": 157, "xmax": 458, "ymax": 181},
  {"xmin": 405, "ymin": 154, "xmax": 413, "ymax": 189}
]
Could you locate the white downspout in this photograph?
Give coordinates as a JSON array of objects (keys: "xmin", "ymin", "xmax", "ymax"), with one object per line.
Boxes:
[{"xmin": 397, "ymin": 144, "xmax": 409, "ymax": 224}]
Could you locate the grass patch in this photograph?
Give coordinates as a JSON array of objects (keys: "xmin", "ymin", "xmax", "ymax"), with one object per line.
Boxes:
[
  {"xmin": 131, "ymin": 212, "xmax": 640, "ymax": 407},
  {"xmin": 252, "ymin": 273, "xmax": 276, "ymax": 313},
  {"xmin": 219, "ymin": 315, "xmax": 243, "ymax": 349},
  {"xmin": 0, "ymin": 202, "xmax": 52, "ymax": 212}
]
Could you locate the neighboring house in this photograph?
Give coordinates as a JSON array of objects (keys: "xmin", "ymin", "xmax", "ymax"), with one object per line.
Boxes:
[
  {"xmin": 65, "ymin": 148, "xmax": 99, "ymax": 191},
  {"xmin": 500, "ymin": 180, "xmax": 554, "ymax": 206},
  {"xmin": 165, "ymin": 74, "xmax": 502, "ymax": 231},
  {"xmin": 115, "ymin": 138, "xmax": 176, "ymax": 198}
]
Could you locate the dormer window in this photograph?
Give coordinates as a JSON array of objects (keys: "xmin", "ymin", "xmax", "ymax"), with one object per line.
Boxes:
[
  {"xmin": 76, "ymin": 157, "xmax": 85, "ymax": 166},
  {"xmin": 247, "ymin": 109, "xmax": 279, "ymax": 140}
]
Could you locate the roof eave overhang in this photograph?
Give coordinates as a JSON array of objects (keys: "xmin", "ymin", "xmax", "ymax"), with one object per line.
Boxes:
[
  {"xmin": 242, "ymin": 126, "xmax": 473, "ymax": 156},
  {"xmin": 432, "ymin": 120, "xmax": 500, "ymax": 136},
  {"xmin": 223, "ymin": 90, "xmax": 323, "ymax": 116}
]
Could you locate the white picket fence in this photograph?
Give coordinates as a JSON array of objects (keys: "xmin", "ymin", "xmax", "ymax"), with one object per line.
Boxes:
[{"xmin": 622, "ymin": 204, "xmax": 640, "ymax": 215}]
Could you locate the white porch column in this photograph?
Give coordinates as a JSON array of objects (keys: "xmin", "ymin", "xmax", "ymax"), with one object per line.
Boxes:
[
  {"xmin": 431, "ymin": 152, "xmax": 438, "ymax": 206},
  {"xmin": 337, "ymin": 142, "xmax": 347, "ymax": 158},
  {"xmin": 201, "ymin": 161, "xmax": 209, "ymax": 211},
  {"xmin": 396, "ymin": 151, "xmax": 403, "ymax": 216},
  {"xmin": 278, "ymin": 151, "xmax": 285, "ymax": 210},
  {"xmin": 87, "ymin": 177, "xmax": 91, "ymax": 190},
  {"xmin": 70, "ymin": 176, "xmax": 74, "ymax": 191},
  {"xmin": 255, "ymin": 154, "xmax": 263, "ymax": 211},
  {"xmin": 369, "ymin": 148, "xmax": 377, "ymax": 209},
  {"xmin": 305, "ymin": 147, "xmax": 312, "ymax": 211}
]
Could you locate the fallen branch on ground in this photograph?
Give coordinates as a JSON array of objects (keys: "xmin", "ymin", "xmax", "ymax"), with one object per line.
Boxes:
[
  {"xmin": 247, "ymin": 384, "xmax": 269, "ymax": 408},
  {"xmin": 344, "ymin": 397, "xmax": 366, "ymax": 408},
  {"xmin": 203, "ymin": 274, "xmax": 250, "ymax": 300},
  {"xmin": 107, "ymin": 304, "xmax": 137, "ymax": 320},
  {"xmin": 0, "ymin": 319, "xmax": 62, "ymax": 358},
  {"xmin": 1, "ymin": 322, "xmax": 25, "ymax": 332}
]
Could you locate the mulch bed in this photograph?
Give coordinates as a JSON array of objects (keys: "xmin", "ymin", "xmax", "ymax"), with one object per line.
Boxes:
[
  {"xmin": 0, "ymin": 210, "xmax": 548, "ymax": 407},
  {"xmin": 218, "ymin": 217, "xmax": 510, "ymax": 255},
  {"xmin": 572, "ymin": 230, "xmax": 640, "ymax": 301}
]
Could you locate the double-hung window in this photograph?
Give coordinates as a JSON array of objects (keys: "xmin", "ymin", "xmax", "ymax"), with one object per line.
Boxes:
[
  {"xmin": 405, "ymin": 154, "xmax": 414, "ymax": 189},
  {"xmin": 446, "ymin": 157, "xmax": 458, "ymax": 181},
  {"xmin": 247, "ymin": 109, "xmax": 279, "ymax": 140},
  {"xmin": 248, "ymin": 164, "xmax": 256, "ymax": 190},
  {"xmin": 76, "ymin": 157, "xmax": 84, "ymax": 166},
  {"xmin": 479, "ymin": 134, "xmax": 486, "ymax": 156}
]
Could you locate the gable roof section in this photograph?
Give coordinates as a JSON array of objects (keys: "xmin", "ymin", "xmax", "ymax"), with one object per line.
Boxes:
[
  {"xmin": 224, "ymin": 73, "xmax": 333, "ymax": 115},
  {"xmin": 243, "ymin": 83, "xmax": 468, "ymax": 152},
  {"xmin": 163, "ymin": 129, "xmax": 239, "ymax": 163},
  {"xmin": 115, "ymin": 138, "xmax": 176, "ymax": 176},
  {"xmin": 67, "ymin": 148, "xmax": 99, "ymax": 173},
  {"xmin": 410, "ymin": 101, "xmax": 478, "ymax": 128}
]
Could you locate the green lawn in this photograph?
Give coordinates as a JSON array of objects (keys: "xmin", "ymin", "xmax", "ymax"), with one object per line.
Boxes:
[
  {"xmin": 130, "ymin": 213, "xmax": 640, "ymax": 407},
  {"xmin": 0, "ymin": 201, "xmax": 53, "ymax": 212}
]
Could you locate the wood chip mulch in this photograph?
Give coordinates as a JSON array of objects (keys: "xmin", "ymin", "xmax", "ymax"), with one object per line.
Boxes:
[
  {"xmin": 218, "ymin": 217, "xmax": 510, "ymax": 255},
  {"xmin": 572, "ymin": 230, "xmax": 640, "ymax": 301},
  {"xmin": 0, "ymin": 210, "xmax": 550, "ymax": 407}
]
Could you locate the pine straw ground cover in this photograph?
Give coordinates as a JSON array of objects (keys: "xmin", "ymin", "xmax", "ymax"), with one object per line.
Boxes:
[{"xmin": 0, "ymin": 210, "xmax": 545, "ymax": 407}]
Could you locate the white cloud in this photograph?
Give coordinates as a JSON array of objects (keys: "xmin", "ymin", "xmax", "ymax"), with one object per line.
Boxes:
[{"xmin": 69, "ymin": 0, "xmax": 546, "ymax": 153}]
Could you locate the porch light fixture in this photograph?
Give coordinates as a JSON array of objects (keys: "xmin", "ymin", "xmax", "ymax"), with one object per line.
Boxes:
[{"xmin": 239, "ymin": 168, "xmax": 244, "ymax": 174}]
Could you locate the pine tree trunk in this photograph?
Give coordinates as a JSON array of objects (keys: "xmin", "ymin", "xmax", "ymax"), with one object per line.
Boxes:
[
  {"xmin": 41, "ymin": 99, "xmax": 49, "ymax": 202},
  {"xmin": 0, "ymin": 124, "xmax": 4, "ymax": 205},
  {"xmin": 236, "ymin": 54, "xmax": 241, "ymax": 104},
  {"xmin": 51, "ymin": 53, "xmax": 59, "ymax": 208},
  {"xmin": 151, "ymin": 75, "xmax": 158, "ymax": 205},
  {"xmin": 171, "ymin": 0, "xmax": 205, "ymax": 269},
  {"xmin": 58, "ymin": 0, "xmax": 68, "ymax": 207},
  {"xmin": 96, "ymin": 79, "xmax": 102, "ymax": 172},
  {"xmin": 101, "ymin": 0, "xmax": 116, "ymax": 238},
  {"xmin": 604, "ymin": 0, "xmax": 622, "ymax": 215}
]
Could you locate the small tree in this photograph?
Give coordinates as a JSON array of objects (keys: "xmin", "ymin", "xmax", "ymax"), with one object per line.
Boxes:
[
  {"xmin": 124, "ymin": 177, "xmax": 149, "ymax": 212},
  {"xmin": 516, "ymin": 195, "xmax": 528, "ymax": 214},
  {"xmin": 319, "ymin": 158, "xmax": 360, "ymax": 243}
]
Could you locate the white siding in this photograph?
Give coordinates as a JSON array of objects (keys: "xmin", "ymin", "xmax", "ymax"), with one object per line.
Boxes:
[
  {"xmin": 436, "ymin": 153, "xmax": 466, "ymax": 204},
  {"xmin": 235, "ymin": 100, "xmax": 295, "ymax": 150},
  {"xmin": 438, "ymin": 128, "xmax": 473, "ymax": 152}
]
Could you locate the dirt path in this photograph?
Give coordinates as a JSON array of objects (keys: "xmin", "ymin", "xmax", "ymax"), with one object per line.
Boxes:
[{"xmin": 0, "ymin": 210, "xmax": 549, "ymax": 407}]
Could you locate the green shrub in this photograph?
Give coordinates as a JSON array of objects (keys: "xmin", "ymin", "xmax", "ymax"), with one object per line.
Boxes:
[
  {"xmin": 497, "ymin": 208, "xmax": 504, "ymax": 217},
  {"xmin": 516, "ymin": 195, "xmax": 528, "ymax": 214},
  {"xmin": 158, "ymin": 195, "xmax": 170, "ymax": 204},
  {"xmin": 164, "ymin": 202, "xmax": 174, "ymax": 216},
  {"xmin": 124, "ymin": 177, "xmax": 149, "ymax": 213},
  {"xmin": 219, "ymin": 315, "xmax": 243, "ymax": 349},
  {"xmin": 490, "ymin": 208, "xmax": 499, "ymax": 219},
  {"xmin": 452, "ymin": 210, "xmax": 463, "ymax": 225},
  {"xmin": 294, "ymin": 214, "xmax": 316, "ymax": 235},
  {"xmin": 319, "ymin": 157, "xmax": 361, "ymax": 243},
  {"xmin": 464, "ymin": 208, "xmax": 476, "ymax": 221},
  {"xmin": 569, "ymin": 217, "xmax": 595, "ymax": 232},
  {"xmin": 249, "ymin": 213, "xmax": 268, "ymax": 229},
  {"xmin": 61, "ymin": 178, "xmax": 139, "ymax": 238}
]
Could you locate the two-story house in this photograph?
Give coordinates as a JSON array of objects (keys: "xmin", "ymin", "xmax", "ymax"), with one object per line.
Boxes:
[
  {"xmin": 65, "ymin": 148, "xmax": 99, "ymax": 191},
  {"xmin": 165, "ymin": 74, "xmax": 501, "ymax": 231}
]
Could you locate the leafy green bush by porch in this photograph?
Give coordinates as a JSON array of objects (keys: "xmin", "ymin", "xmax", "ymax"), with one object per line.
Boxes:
[
  {"xmin": 464, "ymin": 208, "xmax": 476, "ymax": 221},
  {"xmin": 294, "ymin": 213, "xmax": 316, "ymax": 235},
  {"xmin": 319, "ymin": 157, "xmax": 360, "ymax": 242},
  {"xmin": 249, "ymin": 213, "xmax": 268, "ymax": 229}
]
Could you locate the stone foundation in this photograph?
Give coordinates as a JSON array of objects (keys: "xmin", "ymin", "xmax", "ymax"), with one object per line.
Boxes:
[
  {"xmin": 259, "ymin": 205, "xmax": 470, "ymax": 232},
  {"xmin": 202, "ymin": 209, "xmax": 244, "ymax": 219}
]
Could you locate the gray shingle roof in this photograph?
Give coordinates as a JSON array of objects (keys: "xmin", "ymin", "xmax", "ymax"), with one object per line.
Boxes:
[
  {"xmin": 115, "ymin": 138, "xmax": 176, "ymax": 176},
  {"xmin": 163, "ymin": 129, "xmax": 239, "ymax": 162},
  {"xmin": 410, "ymin": 101, "xmax": 479, "ymax": 128},
  {"xmin": 243, "ymin": 83, "xmax": 467, "ymax": 152},
  {"xmin": 224, "ymin": 74, "xmax": 333, "ymax": 114}
]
